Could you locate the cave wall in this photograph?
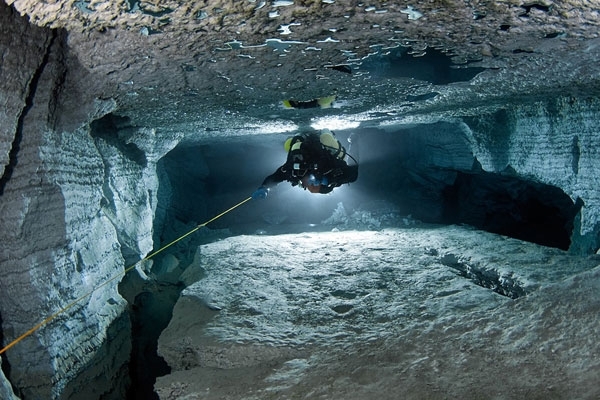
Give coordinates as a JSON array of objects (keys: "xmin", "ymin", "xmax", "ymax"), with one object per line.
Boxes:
[
  {"xmin": 0, "ymin": 2, "xmax": 49, "ymax": 180},
  {"xmin": 0, "ymin": 13, "xmax": 129, "ymax": 398},
  {"xmin": 352, "ymin": 117, "xmax": 589, "ymax": 252},
  {"xmin": 465, "ymin": 97, "xmax": 600, "ymax": 253},
  {"xmin": 0, "ymin": 3, "xmax": 47, "ymax": 396},
  {"xmin": 0, "ymin": 3, "xmax": 175, "ymax": 399}
]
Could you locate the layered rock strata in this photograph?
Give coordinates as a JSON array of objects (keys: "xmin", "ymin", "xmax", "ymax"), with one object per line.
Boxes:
[
  {"xmin": 0, "ymin": 3, "xmax": 173, "ymax": 398},
  {"xmin": 465, "ymin": 97, "xmax": 600, "ymax": 253}
]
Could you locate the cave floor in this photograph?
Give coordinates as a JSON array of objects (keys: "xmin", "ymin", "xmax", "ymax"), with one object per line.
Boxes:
[{"xmin": 154, "ymin": 225, "xmax": 600, "ymax": 400}]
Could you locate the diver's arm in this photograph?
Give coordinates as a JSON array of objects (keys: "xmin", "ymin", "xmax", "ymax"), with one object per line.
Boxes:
[
  {"xmin": 253, "ymin": 165, "xmax": 290, "ymax": 199},
  {"xmin": 344, "ymin": 164, "xmax": 358, "ymax": 183},
  {"xmin": 325, "ymin": 163, "xmax": 358, "ymax": 186},
  {"xmin": 261, "ymin": 165, "xmax": 289, "ymax": 189}
]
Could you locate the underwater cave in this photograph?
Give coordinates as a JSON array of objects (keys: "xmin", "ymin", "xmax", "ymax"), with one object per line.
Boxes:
[
  {"xmin": 156, "ymin": 122, "xmax": 581, "ymax": 251},
  {"xmin": 2, "ymin": 1, "xmax": 600, "ymax": 399}
]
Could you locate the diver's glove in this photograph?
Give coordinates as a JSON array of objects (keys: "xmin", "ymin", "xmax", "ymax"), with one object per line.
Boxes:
[{"xmin": 252, "ymin": 186, "xmax": 269, "ymax": 200}]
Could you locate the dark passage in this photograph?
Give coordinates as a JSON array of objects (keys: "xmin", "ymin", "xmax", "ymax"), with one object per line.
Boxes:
[
  {"xmin": 440, "ymin": 254, "xmax": 527, "ymax": 299},
  {"xmin": 0, "ymin": 315, "xmax": 16, "ymax": 397},
  {"xmin": 126, "ymin": 283, "xmax": 182, "ymax": 400},
  {"xmin": 441, "ymin": 171, "xmax": 580, "ymax": 250},
  {"xmin": 90, "ymin": 113, "xmax": 147, "ymax": 167},
  {"xmin": 341, "ymin": 126, "xmax": 579, "ymax": 251}
]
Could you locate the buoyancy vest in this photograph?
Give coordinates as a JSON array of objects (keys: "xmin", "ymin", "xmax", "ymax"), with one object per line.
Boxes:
[{"xmin": 287, "ymin": 131, "xmax": 347, "ymax": 179}]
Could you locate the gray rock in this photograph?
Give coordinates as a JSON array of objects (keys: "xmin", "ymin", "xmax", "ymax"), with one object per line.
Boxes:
[
  {"xmin": 156, "ymin": 227, "xmax": 600, "ymax": 399},
  {"xmin": 0, "ymin": 359, "xmax": 18, "ymax": 400}
]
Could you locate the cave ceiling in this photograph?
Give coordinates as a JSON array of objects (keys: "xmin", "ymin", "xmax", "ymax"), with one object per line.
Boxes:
[{"xmin": 7, "ymin": 0, "xmax": 600, "ymax": 140}]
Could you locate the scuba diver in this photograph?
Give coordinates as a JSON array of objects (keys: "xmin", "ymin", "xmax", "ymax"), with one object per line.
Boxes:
[{"xmin": 252, "ymin": 129, "xmax": 358, "ymax": 198}]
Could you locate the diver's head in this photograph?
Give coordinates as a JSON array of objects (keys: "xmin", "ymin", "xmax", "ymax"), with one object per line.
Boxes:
[{"xmin": 301, "ymin": 174, "xmax": 322, "ymax": 194}]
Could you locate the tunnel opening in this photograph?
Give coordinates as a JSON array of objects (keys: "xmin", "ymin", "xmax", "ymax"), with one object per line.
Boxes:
[
  {"xmin": 155, "ymin": 128, "xmax": 582, "ymax": 252},
  {"xmin": 339, "ymin": 126, "xmax": 580, "ymax": 251},
  {"xmin": 441, "ymin": 171, "xmax": 580, "ymax": 251}
]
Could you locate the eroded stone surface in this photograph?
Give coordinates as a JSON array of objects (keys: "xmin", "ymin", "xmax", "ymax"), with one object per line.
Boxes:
[
  {"xmin": 0, "ymin": 3, "xmax": 172, "ymax": 398},
  {"xmin": 0, "ymin": 2, "xmax": 52, "ymax": 178},
  {"xmin": 466, "ymin": 98, "xmax": 600, "ymax": 243},
  {"xmin": 5, "ymin": 0, "xmax": 600, "ymax": 132},
  {"xmin": 156, "ymin": 227, "xmax": 600, "ymax": 399}
]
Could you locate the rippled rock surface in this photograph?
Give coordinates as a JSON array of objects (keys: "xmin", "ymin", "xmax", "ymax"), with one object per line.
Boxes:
[{"xmin": 156, "ymin": 226, "xmax": 600, "ymax": 399}]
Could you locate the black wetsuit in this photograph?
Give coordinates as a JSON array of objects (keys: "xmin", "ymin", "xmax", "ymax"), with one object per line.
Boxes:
[{"xmin": 261, "ymin": 133, "xmax": 358, "ymax": 194}]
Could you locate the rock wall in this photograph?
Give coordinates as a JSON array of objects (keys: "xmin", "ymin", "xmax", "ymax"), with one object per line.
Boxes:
[
  {"xmin": 0, "ymin": 3, "xmax": 175, "ymax": 399},
  {"xmin": 0, "ymin": 3, "xmax": 57, "ymax": 397},
  {"xmin": 0, "ymin": 2, "xmax": 50, "ymax": 183},
  {"xmin": 0, "ymin": 359, "xmax": 18, "ymax": 400},
  {"xmin": 0, "ymin": 25, "xmax": 128, "ymax": 398},
  {"xmin": 464, "ymin": 97, "xmax": 600, "ymax": 253}
]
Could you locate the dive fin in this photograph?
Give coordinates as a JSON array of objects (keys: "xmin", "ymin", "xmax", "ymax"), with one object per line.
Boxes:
[{"xmin": 281, "ymin": 95, "xmax": 336, "ymax": 109}]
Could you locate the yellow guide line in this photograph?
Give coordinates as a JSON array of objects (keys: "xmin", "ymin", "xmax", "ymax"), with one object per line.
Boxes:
[{"xmin": 0, "ymin": 196, "xmax": 252, "ymax": 355}]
